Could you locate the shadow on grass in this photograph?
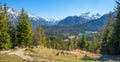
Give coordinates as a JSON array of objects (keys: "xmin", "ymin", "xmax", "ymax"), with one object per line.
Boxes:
[
  {"xmin": 80, "ymin": 55, "xmax": 99, "ymax": 61},
  {"xmin": 81, "ymin": 54, "xmax": 120, "ymax": 62}
]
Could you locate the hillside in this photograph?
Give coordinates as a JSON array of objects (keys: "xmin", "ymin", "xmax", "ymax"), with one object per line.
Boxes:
[
  {"xmin": 0, "ymin": 47, "xmax": 102, "ymax": 62},
  {"xmin": 1, "ymin": 47, "xmax": 119, "ymax": 62},
  {"xmin": 0, "ymin": 53, "xmax": 27, "ymax": 62}
]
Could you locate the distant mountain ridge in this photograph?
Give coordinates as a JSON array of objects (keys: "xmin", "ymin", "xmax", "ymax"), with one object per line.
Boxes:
[
  {"xmin": 7, "ymin": 7, "xmax": 116, "ymax": 32},
  {"xmin": 80, "ymin": 12, "xmax": 101, "ymax": 20},
  {"xmin": 58, "ymin": 12, "xmax": 101, "ymax": 25},
  {"xmin": 58, "ymin": 12, "xmax": 116, "ymax": 31},
  {"xmin": 7, "ymin": 7, "xmax": 48, "ymax": 25},
  {"xmin": 80, "ymin": 12, "xmax": 116, "ymax": 30},
  {"xmin": 7, "ymin": 7, "xmax": 60, "ymax": 30}
]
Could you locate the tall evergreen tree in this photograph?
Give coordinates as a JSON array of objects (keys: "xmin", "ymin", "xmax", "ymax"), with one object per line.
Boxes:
[
  {"xmin": 68, "ymin": 39, "xmax": 74, "ymax": 50},
  {"xmin": 46, "ymin": 38, "xmax": 51, "ymax": 48},
  {"xmin": 8, "ymin": 20, "xmax": 17, "ymax": 48},
  {"xmin": 33, "ymin": 25, "xmax": 46, "ymax": 46},
  {"xmin": 17, "ymin": 9, "xmax": 33, "ymax": 47},
  {"xmin": 101, "ymin": 12, "xmax": 113, "ymax": 53},
  {"xmin": 80, "ymin": 35, "xmax": 87, "ymax": 50},
  {"xmin": 108, "ymin": 0, "xmax": 120, "ymax": 54},
  {"xmin": 103, "ymin": 0, "xmax": 120, "ymax": 55},
  {"xmin": 0, "ymin": 4, "xmax": 11, "ymax": 50},
  {"xmin": 86, "ymin": 42, "xmax": 92, "ymax": 52},
  {"xmin": 73, "ymin": 38, "xmax": 78, "ymax": 49}
]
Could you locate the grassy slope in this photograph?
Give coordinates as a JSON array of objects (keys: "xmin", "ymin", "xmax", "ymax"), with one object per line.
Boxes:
[
  {"xmin": 0, "ymin": 47, "xmax": 106, "ymax": 62},
  {"xmin": 24, "ymin": 47, "xmax": 105, "ymax": 62},
  {"xmin": 0, "ymin": 53, "xmax": 27, "ymax": 62}
]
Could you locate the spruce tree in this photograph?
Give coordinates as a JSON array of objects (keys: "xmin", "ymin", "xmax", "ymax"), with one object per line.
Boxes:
[
  {"xmin": 0, "ymin": 4, "xmax": 11, "ymax": 50},
  {"xmin": 33, "ymin": 25, "xmax": 46, "ymax": 46},
  {"xmin": 17, "ymin": 9, "xmax": 33, "ymax": 47},
  {"xmin": 86, "ymin": 42, "xmax": 92, "ymax": 52},
  {"xmin": 8, "ymin": 20, "xmax": 17, "ymax": 48},
  {"xmin": 80, "ymin": 35, "xmax": 87, "ymax": 50},
  {"xmin": 68, "ymin": 40, "xmax": 74, "ymax": 50},
  {"xmin": 108, "ymin": 0, "xmax": 120, "ymax": 54},
  {"xmin": 46, "ymin": 38, "xmax": 51, "ymax": 48},
  {"xmin": 72, "ymin": 38, "xmax": 78, "ymax": 49},
  {"xmin": 77, "ymin": 38, "xmax": 82, "ymax": 49},
  {"xmin": 101, "ymin": 12, "xmax": 113, "ymax": 54}
]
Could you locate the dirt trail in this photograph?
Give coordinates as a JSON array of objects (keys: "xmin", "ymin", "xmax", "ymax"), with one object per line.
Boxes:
[{"xmin": 0, "ymin": 48, "xmax": 33, "ymax": 61}]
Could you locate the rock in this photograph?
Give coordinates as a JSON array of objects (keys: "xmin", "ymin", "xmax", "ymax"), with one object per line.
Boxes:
[
  {"xmin": 14, "ymin": 46, "xmax": 19, "ymax": 49},
  {"xmin": 95, "ymin": 49, "xmax": 101, "ymax": 54},
  {"xmin": 37, "ymin": 46, "xmax": 40, "ymax": 48},
  {"xmin": 61, "ymin": 51, "xmax": 64, "ymax": 54},
  {"xmin": 56, "ymin": 52, "xmax": 61, "ymax": 56},
  {"xmin": 29, "ymin": 46, "xmax": 34, "ymax": 49}
]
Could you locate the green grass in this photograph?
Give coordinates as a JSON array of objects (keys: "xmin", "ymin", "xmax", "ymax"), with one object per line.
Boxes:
[
  {"xmin": 0, "ymin": 48, "xmax": 108, "ymax": 62},
  {"xmin": 23, "ymin": 48, "xmax": 106, "ymax": 62},
  {"xmin": 0, "ymin": 53, "xmax": 33, "ymax": 62},
  {"xmin": 52, "ymin": 54, "xmax": 105, "ymax": 62}
]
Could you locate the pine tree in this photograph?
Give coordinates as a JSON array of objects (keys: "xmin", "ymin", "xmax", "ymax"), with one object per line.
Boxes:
[
  {"xmin": 86, "ymin": 42, "xmax": 92, "ymax": 52},
  {"xmin": 49, "ymin": 36, "xmax": 55, "ymax": 48},
  {"xmin": 17, "ymin": 9, "xmax": 33, "ymax": 47},
  {"xmin": 101, "ymin": 12, "xmax": 113, "ymax": 53},
  {"xmin": 80, "ymin": 35, "xmax": 87, "ymax": 50},
  {"xmin": 33, "ymin": 25, "xmax": 46, "ymax": 46},
  {"xmin": 77, "ymin": 38, "xmax": 82, "ymax": 49},
  {"xmin": 97, "ymin": 28, "xmax": 106, "ymax": 49},
  {"xmin": 108, "ymin": 0, "xmax": 120, "ymax": 54},
  {"xmin": 68, "ymin": 39, "xmax": 74, "ymax": 50},
  {"xmin": 46, "ymin": 38, "xmax": 51, "ymax": 48},
  {"xmin": 0, "ymin": 4, "xmax": 11, "ymax": 50},
  {"xmin": 8, "ymin": 20, "xmax": 17, "ymax": 48},
  {"xmin": 72, "ymin": 38, "xmax": 78, "ymax": 49}
]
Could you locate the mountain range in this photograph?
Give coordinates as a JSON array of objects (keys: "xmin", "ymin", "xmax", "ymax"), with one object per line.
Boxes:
[
  {"xmin": 7, "ymin": 7, "xmax": 116, "ymax": 31},
  {"xmin": 43, "ymin": 12, "xmax": 116, "ymax": 35},
  {"xmin": 7, "ymin": 7, "xmax": 57, "ymax": 29},
  {"xmin": 58, "ymin": 12, "xmax": 101, "ymax": 25}
]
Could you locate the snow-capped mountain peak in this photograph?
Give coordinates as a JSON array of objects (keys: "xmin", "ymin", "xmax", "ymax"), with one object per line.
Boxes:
[
  {"xmin": 7, "ymin": 8, "xmax": 20, "ymax": 16},
  {"xmin": 28, "ymin": 13, "xmax": 42, "ymax": 21},
  {"xmin": 5, "ymin": 7, "xmax": 50, "ymax": 28},
  {"xmin": 7, "ymin": 7, "xmax": 46, "ymax": 22},
  {"xmin": 80, "ymin": 12, "xmax": 101, "ymax": 20}
]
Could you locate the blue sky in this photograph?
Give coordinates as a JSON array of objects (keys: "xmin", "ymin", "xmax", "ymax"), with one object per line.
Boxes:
[{"xmin": 2, "ymin": 0, "xmax": 116, "ymax": 20}]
